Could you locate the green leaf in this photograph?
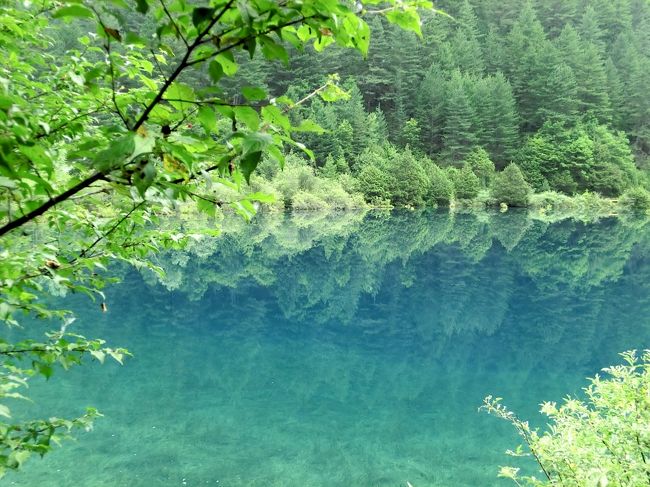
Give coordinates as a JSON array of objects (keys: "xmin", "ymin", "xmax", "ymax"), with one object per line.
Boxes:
[
  {"xmin": 386, "ymin": 8, "xmax": 422, "ymax": 38},
  {"xmin": 246, "ymin": 191, "xmax": 275, "ymax": 203},
  {"xmin": 261, "ymin": 105, "xmax": 290, "ymax": 132},
  {"xmin": 94, "ymin": 134, "xmax": 135, "ymax": 171},
  {"xmin": 234, "ymin": 106, "xmax": 260, "ymax": 130},
  {"xmin": 241, "ymin": 86, "xmax": 267, "ymax": 101},
  {"xmin": 53, "ymin": 5, "xmax": 94, "ymax": 19},
  {"xmin": 293, "ymin": 119, "xmax": 325, "ymax": 133},
  {"xmin": 125, "ymin": 32, "xmax": 148, "ymax": 47},
  {"xmin": 208, "ymin": 60, "xmax": 224, "ymax": 83},
  {"xmin": 216, "ymin": 52, "xmax": 238, "ymax": 76},
  {"xmin": 192, "ymin": 7, "xmax": 216, "ymax": 28},
  {"xmin": 166, "ymin": 82, "xmax": 195, "ymax": 111},
  {"xmin": 319, "ymin": 83, "xmax": 350, "ymax": 102},
  {"xmin": 197, "ymin": 106, "xmax": 217, "ymax": 133},
  {"xmin": 196, "ymin": 198, "xmax": 217, "ymax": 217},
  {"xmin": 90, "ymin": 350, "xmax": 105, "ymax": 364},
  {"xmin": 259, "ymin": 35, "xmax": 289, "ymax": 64},
  {"xmin": 135, "ymin": 0, "xmax": 149, "ymax": 13},
  {"xmin": 133, "ymin": 160, "xmax": 156, "ymax": 196},
  {"xmin": 239, "ymin": 151, "xmax": 262, "ymax": 183},
  {"xmin": 0, "ymin": 404, "xmax": 11, "ymax": 419}
]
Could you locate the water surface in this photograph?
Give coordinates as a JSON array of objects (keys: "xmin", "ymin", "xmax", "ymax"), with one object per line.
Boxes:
[{"xmin": 9, "ymin": 210, "xmax": 650, "ymax": 486}]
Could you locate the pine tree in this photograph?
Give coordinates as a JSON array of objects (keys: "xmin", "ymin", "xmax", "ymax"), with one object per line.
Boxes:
[
  {"xmin": 445, "ymin": 0, "xmax": 485, "ymax": 76},
  {"xmin": 537, "ymin": 63, "xmax": 579, "ymax": 125},
  {"xmin": 536, "ymin": 0, "xmax": 579, "ymax": 38},
  {"xmin": 491, "ymin": 163, "xmax": 531, "ymax": 207},
  {"xmin": 483, "ymin": 73, "xmax": 520, "ymax": 167},
  {"xmin": 484, "ymin": 26, "xmax": 506, "ymax": 74},
  {"xmin": 506, "ymin": 3, "xmax": 557, "ymax": 132},
  {"xmin": 578, "ymin": 6, "xmax": 605, "ymax": 50},
  {"xmin": 605, "ymin": 58, "xmax": 625, "ymax": 129},
  {"xmin": 556, "ymin": 25, "xmax": 611, "ymax": 122},
  {"xmin": 443, "ymin": 71, "xmax": 478, "ymax": 163},
  {"xmin": 465, "ymin": 147, "xmax": 495, "ymax": 188},
  {"xmin": 589, "ymin": 0, "xmax": 633, "ymax": 46},
  {"xmin": 416, "ymin": 63, "xmax": 448, "ymax": 155}
]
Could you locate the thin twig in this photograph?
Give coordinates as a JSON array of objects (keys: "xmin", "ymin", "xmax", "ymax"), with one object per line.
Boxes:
[
  {"xmin": 75, "ymin": 201, "xmax": 146, "ymax": 261},
  {"xmin": 105, "ymin": 40, "xmax": 130, "ymax": 129},
  {"xmin": 160, "ymin": 0, "xmax": 189, "ymax": 47}
]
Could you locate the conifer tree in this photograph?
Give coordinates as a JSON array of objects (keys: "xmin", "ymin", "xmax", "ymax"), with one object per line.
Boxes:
[
  {"xmin": 416, "ymin": 64, "xmax": 448, "ymax": 155},
  {"xmin": 506, "ymin": 3, "xmax": 556, "ymax": 132},
  {"xmin": 537, "ymin": 63, "xmax": 579, "ymax": 125},
  {"xmin": 491, "ymin": 163, "xmax": 531, "ymax": 207},
  {"xmin": 443, "ymin": 71, "xmax": 478, "ymax": 162},
  {"xmin": 483, "ymin": 73, "xmax": 520, "ymax": 167}
]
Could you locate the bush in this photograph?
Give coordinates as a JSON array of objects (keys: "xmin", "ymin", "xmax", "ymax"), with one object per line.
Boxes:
[
  {"xmin": 356, "ymin": 163, "xmax": 392, "ymax": 203},
  {"xmin": 355, "ymin": 144, "xmax": 429, "ymax": 207},
  {"xmin": 291, "ymin": 191, "xmax": 329, "ymax": 211},
  {"xmin": 619, "ymin": 186, "xmax": 650, "ymax": 211},
  {"xmin": 425, "ymin": 163, "xmax": 453, "ymax": 205},
  {"xmin": 483, "ymin": 350, "xmax": 650, "ymax": 486},
  {"xmin": 273, "ymin": 158, "xmax": 317, "ymax": 206},
  {"xmin": 464, "ymin": 147, "xmax": 495, "ymax": 188},
  {"xmin": 451, "ymin": 165, "xmax": 480, "ymax": 200},
  {"xmin": 528, "ymin": 191, "xmax": 574, "ymax": 211},
  {"xmin": 490, "ymin": 163, "xmax": 531, "ymax": 207}
]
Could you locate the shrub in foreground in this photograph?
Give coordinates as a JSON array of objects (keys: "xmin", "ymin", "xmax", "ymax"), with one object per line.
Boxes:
[
  {"xmin": 451, "ymin": 165, "xmax": 480, "ymax": 200},
  {"xmin": 482, "ymin": 350, "xmax": 650, "ymax": 486},
  {"xmin": 491, "ymin": 163, "xmax": 531, "ymax": 207},
  {"xmin": 619, "ymin": 186, "xmax": 650, "ymax": 211}
]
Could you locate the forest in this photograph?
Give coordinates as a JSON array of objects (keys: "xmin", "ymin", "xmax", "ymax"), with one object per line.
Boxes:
[
  {"xmin": 1, "ymin": 0, "xmax": 650, "ymax": 485},
  {"xmin": 213, "ymin": 0, "xmax": 650, "ymax": 210}
]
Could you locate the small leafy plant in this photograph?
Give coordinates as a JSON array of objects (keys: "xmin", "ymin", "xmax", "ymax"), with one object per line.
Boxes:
[{"xmin": 482, "ymin": 350, "xmax": 650, "ymax": 486}]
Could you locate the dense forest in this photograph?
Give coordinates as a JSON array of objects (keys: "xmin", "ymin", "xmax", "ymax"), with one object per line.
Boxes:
[{"xmin": 210, "ymin": 0, "xmax": 650, "ymax": 209}]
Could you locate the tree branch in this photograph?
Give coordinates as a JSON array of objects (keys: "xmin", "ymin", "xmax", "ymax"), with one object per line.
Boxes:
[
  {"xmin": 132, "ymin": 0, "xmax": 236, "ymax": 131},
  {"xmin": 159, "ymin": 0, "xmax": 188, "ymax": 48},
  {"xmin": 0, "ymin": 172, "xmax": 106, "ymax": 238}
]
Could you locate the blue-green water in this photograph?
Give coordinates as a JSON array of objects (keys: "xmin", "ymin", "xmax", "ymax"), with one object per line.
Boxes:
[{"xmin": 9, "ymin": 210, "xmax": 650, "ymax": 486}]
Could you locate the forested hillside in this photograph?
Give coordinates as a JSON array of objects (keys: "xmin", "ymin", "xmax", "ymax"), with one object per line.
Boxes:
[{"xmin": 219, "ymin": 0, "xmax": 650, "ymax": 205}]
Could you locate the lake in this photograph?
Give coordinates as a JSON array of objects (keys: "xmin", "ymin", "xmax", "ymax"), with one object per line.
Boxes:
[{"xmin": 8, "ymin": 210, "xmax": 650, "ymax": 486}]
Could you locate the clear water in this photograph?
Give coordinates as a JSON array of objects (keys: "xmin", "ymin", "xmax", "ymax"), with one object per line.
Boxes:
[{"xmin": 8, "ymin": 210, "xmax": 650, "ymax": 486}]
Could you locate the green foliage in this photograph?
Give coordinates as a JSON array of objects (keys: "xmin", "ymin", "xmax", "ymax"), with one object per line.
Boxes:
[
  {"xmin": 0, "ymin": 0, "xmax": 432, "ymax": 472},
  {"xmin": 491, "ymin": 163, "xmax": 531, "ymax": 207},
  {"xmin": 619, "ymin": 186, "xmax": 650, "ymax": 211},
  {"xmin": 424, "ymin": 163, "xmax": 453, "ymax": 205},
  {"xmin": 450, "ymin": 165, "xmax": 481, "ymax": 200},
  {"xmin": 355, "ymin": 145, "xmax": 429, "ymax": 207},
  {"xmin": 517, "ymin": 122, "xmax": 639, "ymax": 196},
  {"xmin": 464, "ymin": 147, "xmax": 495, "ymax": 188},
  {"xmin": 482, "ymin": 350, "xmax": 650, "ymax": 486}
]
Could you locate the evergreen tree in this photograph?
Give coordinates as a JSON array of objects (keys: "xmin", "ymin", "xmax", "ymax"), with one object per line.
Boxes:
[
  {"xmin": 491, "ymin": 163, "xmax": 531, "ymax": 207},
  {"xmin": 484, "ymin": 26, "xmax": 506, "ymax": 74},
  {"xmin": 465, "ymin": 147, "xmax": 495, "ymax": 188},
  {"xmin": 443, "ymin": 71, "xmax": 478, "ymax": 163},
  {"xmin": 537, "ymin": 63, "xmax": 579, "ymax": 125},
  {"xmin": 416, "ymin": 64, "xmax": 448, "ymax": 155},
  {"xmin": 590, "ymin": 0, "xmax": 633, "ymax": 46},
  {"xmin": 481, "ymin": 73, "xmax": 520, "ymax": 167},
  {"xmin": 444, "ymin": 0, "xmax": 485, "ymax": 76},
  {"xmin": 536, "ymin": 0, "xmax": 579, "ymax": 38},
  {"xmin": 605, "ymin": 58, "xmax": 625, "ymax": 129},
  {"xmin": 578, "ymin": 6, "xmax": 605, "ymax": 50},
  {"xmin": 452, "ymin": 164, "xmax": 481, "ymax": 199},
  {"xmin": 556, "ymin": 25, "xmax": 611, "ymax": 122},
  {"xmin": 505, "ymin": 3, "xmax": 557, "ymax": 132},
  {"xmin": 424, "ymin": 162, "xmax": 454, "ymax": 205}
]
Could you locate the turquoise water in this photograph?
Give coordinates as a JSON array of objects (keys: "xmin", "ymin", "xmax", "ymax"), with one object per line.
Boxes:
[{"xmin": 8, "ymin": 210, "xmax": 650, "ymax": 486}]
